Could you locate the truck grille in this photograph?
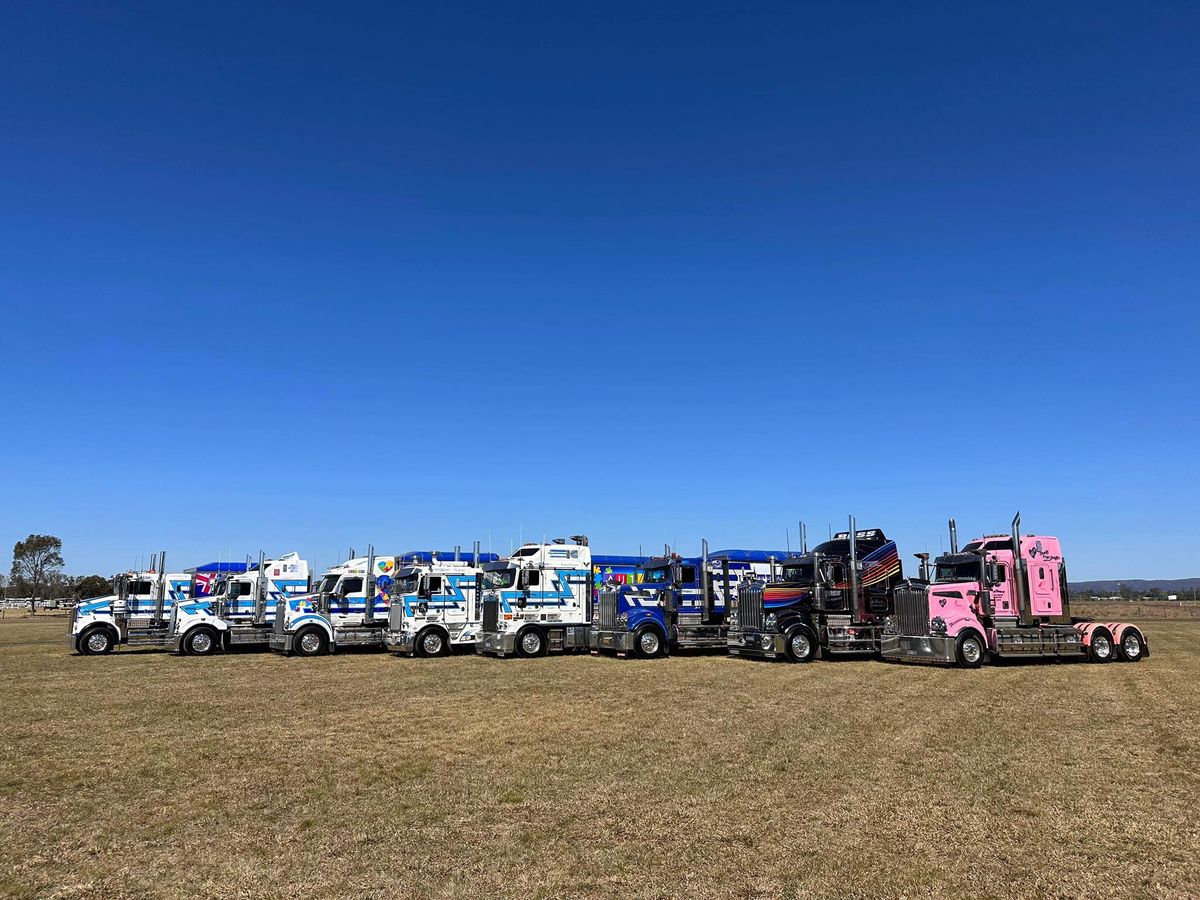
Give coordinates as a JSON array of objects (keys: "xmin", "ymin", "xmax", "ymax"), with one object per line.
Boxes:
[
  {"xmin": 894, "ymin": 586, "xmax": 930, "ymax": 636},
  {"xmin": 482, "ymin": 594, "xmax": 499, "ymax": 633},
  {"xmin": 596, "ymin": 586, "xmax": 619, "ymax": 629},
  {"xmin": 273, "ymin": 601, "xmax": 286, "ymax": 634},
  {"xmin": 738, "ymin": 582, "xmax": 764, "ymax": 631}
]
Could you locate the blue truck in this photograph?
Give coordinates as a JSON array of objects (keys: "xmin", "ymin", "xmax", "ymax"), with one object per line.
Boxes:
[{"xmin": 588, "ymin": 542, "xmax": 789, "ymax": 658}]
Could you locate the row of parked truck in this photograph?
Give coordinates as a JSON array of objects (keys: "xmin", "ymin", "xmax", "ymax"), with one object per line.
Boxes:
[{"xmin": 68, "ymin": 515, "xmax": 1150, "ymax": 667}]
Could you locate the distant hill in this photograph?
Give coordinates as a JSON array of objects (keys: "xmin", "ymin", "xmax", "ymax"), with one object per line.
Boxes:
[{"xmin": 1070, "ymin": 578, "xmax": 1200, "ymax": 594}]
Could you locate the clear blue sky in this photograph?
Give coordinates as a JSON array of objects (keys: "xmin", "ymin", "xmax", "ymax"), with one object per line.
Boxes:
[{"xmin": 2, "ymin": 1, "xmax": 1198, "ymax": 580}]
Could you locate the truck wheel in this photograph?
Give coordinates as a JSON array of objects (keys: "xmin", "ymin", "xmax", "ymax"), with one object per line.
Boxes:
[
  {"xmin": 1089, "ymin": 629, "xmax": 1114, "ymax": 663},
  {"xmin": 1118, "ymin": 629, "xmax": 1144, "ymax": 662},
  {"xmin": 79, "ymin": 627, "xmax": 114, "ymax": 655},
  {"xmin": 416, "ymin": 628, "xmax": 449, "ymax": 658},
  {"xmin": 295, "ymin": 627, "xmax": 329, "ymax": 657},
  {"xmin": 516, "ymin": 628, "xmax": 546, "ymax": 658},
  {"xmin": 785, "ymin": 627, "xmax": 817, "ymax": 663},
  {"xmin": 184, "ymin": 626, "xmax": 219, "ymax": 656},
  {"xmin": 955, "ymin": 632, "xmax": 985, "ymax": 669},
  {"xmin": 634, "ymin": 626, "xmax": 665, "ymax": 659}
]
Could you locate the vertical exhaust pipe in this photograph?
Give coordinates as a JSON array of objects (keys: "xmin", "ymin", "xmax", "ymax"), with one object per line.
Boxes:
[
  {"xmin": 255, "ymin": 550, "xmax": 267, "ymax": 624},
  {"xmin": 154, "ymin": 551, "xmax": 167, "ymax": 621},
  {"xmin": 949, "ymin": 518, "xmax": 959, "ymax": 555},
  {"xmin": 800, "ymin": 521, "xmax": 807, "ymax": 554},
  {"xmin": 701, "ymin": 539, "xmax": 711, "ymax": 623},
  {"xmin": 364, "ymin": 545, "xmax": 376, "ymax": 624},
  {"xmin": 455, "ymin": 545, "xmax": 461, "ymax": 562},
  {"xmin": 473, "ymin": 540, "xmax": 480, "ymax": 568},
  {"xmin": 1011, "ymin": 512, "xmax": 1033, "ymax": 625},
  {"xmin": 848, "ymin": 517, "xmax": 861, "ymax": 621}
]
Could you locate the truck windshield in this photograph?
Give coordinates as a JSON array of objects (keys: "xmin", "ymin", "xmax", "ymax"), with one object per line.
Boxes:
[
  {"xmin": 316, "ymin": 574, "xmax": 340, "ymax": 594},
  {"xmin": 397, "ymin": 574, "xmax": 420, "ymax": 594},
  {"xmin": 935, "ymin": 561, "xmax": 981, "ymax": 583},
  {"xmin": 483, "ymin": 568, "xmax": 516, "ymax": 590},
  {"xmin": 781, "ymin": 563, "xmax": 814, "ymax": 582},
  {"xmin": 642, "ymin": 566, "xmax": 672, "ymax": 584}
]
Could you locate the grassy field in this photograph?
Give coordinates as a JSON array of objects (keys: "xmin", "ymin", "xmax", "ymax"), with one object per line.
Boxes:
[{"xmin": 2, "ymin": 610, "xmax": 1198, "ymax": 899}]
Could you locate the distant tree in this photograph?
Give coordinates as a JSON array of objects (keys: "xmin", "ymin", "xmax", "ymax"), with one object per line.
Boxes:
[
  {"xmin": 11, "ymin": 534, "xmax": 64, "ymax": 613},
  {"xmin": 74, "ymin": 575, "xmax": 111, "ymax": 600},
  {"xmin": 0, "ymin": 573, "xmax": 7, "ymax": 601}
]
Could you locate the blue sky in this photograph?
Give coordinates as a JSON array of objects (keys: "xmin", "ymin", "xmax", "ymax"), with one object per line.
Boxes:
[{"xmin": 2, "ymin": 1, "xmax": 1197, "ymax": 580}]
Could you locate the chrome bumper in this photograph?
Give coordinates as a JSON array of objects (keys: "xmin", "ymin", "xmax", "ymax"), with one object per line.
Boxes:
[
  {"xmin": 384, "ymin": 629, "xmax": 415, "ymax": 655},
  {"xmin": 588, "ymin": 627, "xmax": 636, "ymax": 653},
  {"xmin": 477, "ymin": 629, "xmax": 517, "ymax": 657},
  {"xmin": 879, "ymin": 633, "xmax": 956, "ymax": 664},
  {"xmin": 726, "ymin": 630, "xmax": 785, "ymax": 660}
]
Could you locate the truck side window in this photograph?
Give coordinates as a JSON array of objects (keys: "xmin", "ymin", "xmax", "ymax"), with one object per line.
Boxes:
[
  {"xmin": 680, "ymin": 566, "xmax": 696, "ymax": 583},
  {"xmin": 427, "ymin": 576, "xmax": 443, "ymax": 595},
  {"xmin": 341, "ymin": 577, "xmax": 363, "ymax": 595},
  {"xmin": 525, "ymin": 571, "xmax": 541, "ymax": 587},
  {"xmin": 130, "ymin": 580, "xmax": 152, "ymax": 594}
]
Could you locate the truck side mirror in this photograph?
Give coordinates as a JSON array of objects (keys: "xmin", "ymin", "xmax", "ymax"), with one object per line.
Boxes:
[
  {"xmin": 417, "ymin": 578, "xmax": 431, "ymax": 599},
  {"xmin": 985, "ymin": 561, "xmax": 1000, "ymax": 587}
]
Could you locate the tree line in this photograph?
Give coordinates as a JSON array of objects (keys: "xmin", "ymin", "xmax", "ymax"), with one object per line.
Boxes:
[{"xmin": 4, "ymin": 534, "xmax": 111, "ymax": 610}]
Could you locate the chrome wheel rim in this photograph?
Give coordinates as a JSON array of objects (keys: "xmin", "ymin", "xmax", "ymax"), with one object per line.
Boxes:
[
  {"xmin": 790, "ymin": 632, "xmax": 811, "ymax": 660},
  {"xmin": 86, "ymin": 632, "xmax": 109, "ymax": 653},
  {"xmin": 638, "ymin": 632, "xmax": 660, "ymax": 655},
  {"xmin": 299, "ymin": 632, "xmax": 323, "ymax": 654},
  {"xmin": 520, "ymin": 632, "xmax": 542, "ymax": 655},
  {"xmin": 962, "ymin": 637, "xmax": 982, "ymax": 664},
  {"xmin": 1095, "ymin": 635, "xmax": 1112, "ymax": 659},
  {"xmin": 1122, "ymin": 633, "xmax": 1140, "ymax": 658},
  {"xmin": 191, "ymin": 633, "xmax": 213, "ymax": 653},
  {"xmin": 422, "ymin": 633, "xmax": 444, "ymax": 655}
]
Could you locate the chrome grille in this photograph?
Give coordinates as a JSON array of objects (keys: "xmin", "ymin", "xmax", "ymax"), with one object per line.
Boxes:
[
  {"xmin": 596, "ymin": 585, "xmax": 619, "ymax": 629},
  {"xmin": 738, "ymin": 582, "xmax": 764, "ymax": 631},
  {"xmin": 388, "ymin": 602, "xmax": 404, "ymax": 632},
  {"xmin": 894, "ymin": 586, "xmax": 930, "ymax": 636},
  {"xmin": 273, "ymin": 601, "xmax": 286, "ymax": 634},
  {"xmin": 482, "ymin": 595, "xmax": 499, "ymax": 633}
]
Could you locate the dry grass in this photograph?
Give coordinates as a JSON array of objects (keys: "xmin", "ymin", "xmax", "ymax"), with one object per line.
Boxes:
[{"xmin": 1, "ymin": 612, "xmax": 1198, "ymax": 899}]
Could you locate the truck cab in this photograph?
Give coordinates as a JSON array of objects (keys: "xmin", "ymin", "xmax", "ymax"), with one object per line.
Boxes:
[
  {"xmin": 269, "ymin": 549, "xmax": 396, "ymax": 656},
  {"xmin": 881, "ymin": 514, "xmax": 1149, "ymax": 667},
  {"xmin": 476, "ymin": 536, "xmax": 598, "ymax": 658},
  {"xmin": 69, "ymin": 553, "xmax": 194, "ymax": 654},
  {"xmin": 591, "ymin": 544, "xmax": 788, "ymax": 658},
  {"xmin": 728, "ymin": 524, "xmax": 902, "ymax": 662},
  {"xmin": 382, "ymin": 547, "xmax": 500, "ymax": 656},
  {"xmin": 170, "ymin": 553, "xmax": 310, "ymax": 654}
]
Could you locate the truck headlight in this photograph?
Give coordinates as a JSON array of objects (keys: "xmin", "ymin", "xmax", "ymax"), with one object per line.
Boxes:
[
  {"xmin": 616, "ymin": 613, "xmax": 628, "ymax": 627},
  {"xmin": 764, "ymin": 613, "xmax": 777, "ymax": 631}
]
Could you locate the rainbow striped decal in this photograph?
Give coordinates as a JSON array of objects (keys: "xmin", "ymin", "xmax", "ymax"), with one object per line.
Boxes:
[
  {"xmin": 763, "ymin": 586, "xmax": 811, "ymax": 609},
  {"xmin": 832, "ymin": 541, "xmax": 901, "ymax": 589}
]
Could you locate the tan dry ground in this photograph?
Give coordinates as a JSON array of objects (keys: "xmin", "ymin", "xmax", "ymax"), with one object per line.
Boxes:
[{"xmin": 1, "ymin": 611, "xmax": 1198, "ymax": 900}]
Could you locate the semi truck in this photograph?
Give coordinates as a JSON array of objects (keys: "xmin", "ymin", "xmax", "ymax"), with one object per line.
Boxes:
[
  {"xmin": 269, "ymin": 547, "xmax": 398, "ymax": 656},
  {"xmin": 880, "ymin": 514, "xmax": 1149, "ymax": 667},
  {"xmin": 170, "ymin": 552, "xmax": 311, "ymax": 654},
  {"xmin": 476, "ymin": 536, "xmax": 646, "ymax": 658},
  {"xmin": 728, "ymin": 520, "xmax": 904, "ymax": 662},
  {"xmin": 590, "ymin": 543, "xmax": 789, "ymax": 658},
  {"xmin": 383, "ymin": 544, "xmax": 500, "ymax": 656},
  {"xmin": 69, "ymin": 552, "xmax": 194, "ymax": 654}
]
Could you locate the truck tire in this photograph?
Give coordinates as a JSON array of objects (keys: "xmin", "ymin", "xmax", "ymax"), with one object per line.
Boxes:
[
  {"xmin": 416, "ymin": 627, "xmax": 450, "ymax": 658},
  {"xmin": 295, "ymin": 627, "xmax": 329, "ymax": 657},
  {"xmin": 516, "ymin": 627, "xmax": 546, "ymax": 658},
  {"xmin": 79, "ymin": 626, "xmax": 114, "ymax": 655},
  {"xmin": 1118, "ymin": 628, "xmax": 1144, "ymax": 662},
  {"xmin": 633, "ymin": 625, "xmax": 665, "ymax": 659},
  {"xmin": 785, "ymin": 627, "xmax": 818, "ymax": 663},
  {"xmin": 183, "ymin": 626, "xmax": 219, "ymax": 656},
  {"xmin": 955, "ymin": 631, "xmax": 985, "ymax": 669},
  {"xmin": 1088, "ymin": 629, "xmax": 1114, "ymax": 663}
]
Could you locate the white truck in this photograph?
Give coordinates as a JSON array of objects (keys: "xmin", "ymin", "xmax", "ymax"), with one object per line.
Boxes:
[
  {"xmin": 69, "ymin": 552, "xmax": 193, "ymax": 654},
  {"xmin": 476, "ymin": 536, "xmax": 598, "ymax": 658},
  {"xmin": 170, "ymin": 552, "xmax": 311, "ymax": 654},
  {"xmin": 269, "ymin": 547, "xmax": 398, "ymax": 656},
  {"xmin": 384, "ymin": 544, "xmax": 500, "ymax": 656}
]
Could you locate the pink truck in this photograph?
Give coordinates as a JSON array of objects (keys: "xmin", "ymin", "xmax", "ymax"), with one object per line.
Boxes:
[{"xmin": 880, "ymin": 514, "xmax": 1148, "ymax": 668}]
